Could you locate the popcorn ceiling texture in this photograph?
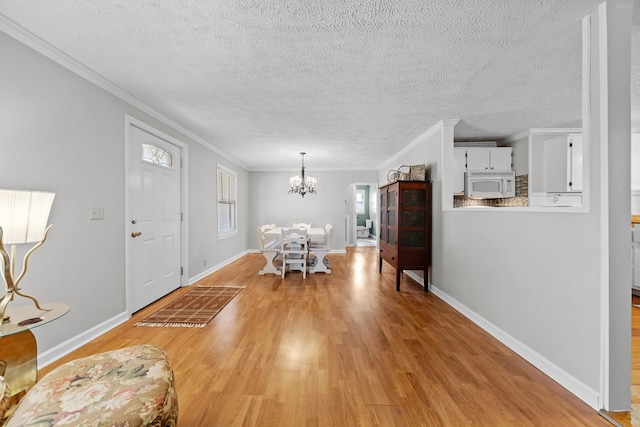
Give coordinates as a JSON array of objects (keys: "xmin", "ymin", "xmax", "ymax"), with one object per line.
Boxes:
[{"xmin": 1, "ymin": 0, "xmax": 633, "ymax": 170}]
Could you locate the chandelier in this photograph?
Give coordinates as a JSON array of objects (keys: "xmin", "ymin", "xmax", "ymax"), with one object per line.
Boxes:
[{"xmin": 289, "ymin": 152, "xmax": 317, "ymax": 198}]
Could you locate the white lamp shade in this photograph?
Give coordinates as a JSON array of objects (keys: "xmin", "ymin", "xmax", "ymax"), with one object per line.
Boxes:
[{"xmin": 0, "ymin": 189, "xmax": 55, "ymax": 245}]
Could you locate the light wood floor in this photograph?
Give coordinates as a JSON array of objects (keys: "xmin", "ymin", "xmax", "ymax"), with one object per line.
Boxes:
[
  {"xmin": 40, "ymin": 247, "xmax": 611, "ymax": 426},
  {"xmin": 602, "ymin": 296, "xmax": 640, "ymax": 427}
]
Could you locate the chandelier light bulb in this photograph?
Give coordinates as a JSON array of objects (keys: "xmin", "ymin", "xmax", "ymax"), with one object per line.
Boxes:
[{"xmin": 288, "ymin": 153, "xmax": 317, "ymax": 198}]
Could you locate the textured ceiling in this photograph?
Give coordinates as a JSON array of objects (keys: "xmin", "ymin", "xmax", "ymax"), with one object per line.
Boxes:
[{"xmin": 0, "ymin": 0, "xmax": 636, "ymax": 170}]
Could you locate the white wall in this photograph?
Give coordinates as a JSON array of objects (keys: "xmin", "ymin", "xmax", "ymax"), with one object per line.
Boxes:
[
  {"xmin": 0, "ymin": 31, "xmax": 249, "ymax": 354},
  {"xmin": 188, "ymin": 145, "xmax": 250, "ymax": 274},
  {"xmin": 595, "ymin": 0, "xmax": 633, "ymax": 410},
  {"xmin": 248, "ymin": 170, "xmax": 378, "ymax": 250},
  {"xmin": 380, "ymin": 117, "xmax": 603, "ymax": 406},
  {"xmin": 379, "ymin": 123, "xmax": 445, "ymax": 285}
]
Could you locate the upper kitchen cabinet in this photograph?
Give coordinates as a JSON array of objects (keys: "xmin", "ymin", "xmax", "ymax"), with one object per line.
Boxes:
[
  {"xmin": 544, "ymin": 134, "xmax": 583, "ymax": 193},
  {"xmin": 453, "ymin": 147, "xmax": 467, "ymax": 194},
  {"xmin": 465, "ymin": 147, "xmax": 512, "ymax": 171},
  {"xmin": 632, "ymin": 134, "xmax": 640, "ymax": 190},
  {"xmin": 453, "ymin": 146, "xmax": 512, "ymax": 194},
  {"xmin": 513, "ymin": 128, "xmax": 587, "ymax": 209}
]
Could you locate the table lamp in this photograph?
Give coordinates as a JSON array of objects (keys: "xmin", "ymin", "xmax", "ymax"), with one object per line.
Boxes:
[{"xmin": 0, "ymin": 189, "xmax": 55, "ymax": 324}]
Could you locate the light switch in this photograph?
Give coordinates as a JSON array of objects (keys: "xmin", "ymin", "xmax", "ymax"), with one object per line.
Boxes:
[{"xmin": 90, "ymin": 206, "xmax": 104, "ymax": 220}]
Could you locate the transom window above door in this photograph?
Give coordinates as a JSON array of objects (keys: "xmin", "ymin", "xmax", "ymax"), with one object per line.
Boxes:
[{"xmin": 142, "ymin": 143, "xmax": 173, "ymax": 169}]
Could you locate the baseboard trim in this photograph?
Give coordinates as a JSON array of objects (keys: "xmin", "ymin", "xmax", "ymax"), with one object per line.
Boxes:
[
  {"xmin": 37, "ymin": 311, "xmax": 130, "ymax": 369},
  {"xmin": 37, "ymin": 250, "xmax": 251, "ymax": 368},
  {"xmin": 430, "ymin": 284, "xmax": 600, "ymax": 409},
  {"xmin": 404, "ymin": 271, "xmax": 600, "ymax": 409},
  {"xmin": 188, "ymin": 250, "xmax": 252, "ymax": 285}
]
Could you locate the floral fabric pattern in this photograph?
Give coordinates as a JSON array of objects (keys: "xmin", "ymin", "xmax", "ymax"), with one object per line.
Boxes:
[
  {"xmin": 5, "ymin": 345, "xmax": 177, "ymax": 427},
  {"xmin": 0, "ymin": 376, "xmax": 10, "ymax": 420}
]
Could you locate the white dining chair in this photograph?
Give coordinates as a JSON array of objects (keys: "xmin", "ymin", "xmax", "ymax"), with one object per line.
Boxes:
[{"xmin": 280, "ymin": 228, "xmax": 308, "ymax": 279}]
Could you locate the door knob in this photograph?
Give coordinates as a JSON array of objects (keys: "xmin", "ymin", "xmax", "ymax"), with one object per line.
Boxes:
[{"xmin": 131, "ymin": 232, "xmax": 142, "ymax": 238}]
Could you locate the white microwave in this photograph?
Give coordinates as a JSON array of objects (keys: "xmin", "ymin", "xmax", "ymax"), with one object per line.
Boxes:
[{"xmin": 464, "ymin": 171, "xmax": 516, "ymax": 199}]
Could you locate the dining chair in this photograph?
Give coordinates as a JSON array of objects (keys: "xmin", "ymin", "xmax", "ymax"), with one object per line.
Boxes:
[{"xmin": 280, "ymin": 228, "xmax": 308, "ymax": 279}]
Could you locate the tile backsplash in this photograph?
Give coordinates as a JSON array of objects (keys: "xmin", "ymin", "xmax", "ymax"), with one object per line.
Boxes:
[{"xmin": 454, "ymin": 174, "xmax": 529, "ymax": 208}]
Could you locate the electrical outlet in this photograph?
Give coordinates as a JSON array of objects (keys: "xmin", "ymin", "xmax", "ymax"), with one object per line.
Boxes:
[
  {"xmin": 90, "ymin": 206, "xmax": 104, "ymax": 220},
  {"xmin": 203, "ymin": 260, "xmax": 207, "ymax": 267}
]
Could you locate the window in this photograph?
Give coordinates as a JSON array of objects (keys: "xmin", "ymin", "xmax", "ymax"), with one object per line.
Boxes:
[
  {"xmin": 141, "ymin": 143, "xmax": 173, "ymax": 169},
  {"xmin": 355, "ymin": 189, "xmax": 365, "ymax": 214},
  {"xmin": 217, "ymin": 165, "xmax": 237, "ymax": 238}
]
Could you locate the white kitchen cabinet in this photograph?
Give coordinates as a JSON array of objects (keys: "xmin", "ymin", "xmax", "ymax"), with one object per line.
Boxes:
[
  {"xmin": 544, "ymin": 134, "xmax": 582, "ymax": 193},
  {"xmin": 453, "ymin": 147, "xmax": 467, "ymax": 194},
  {"xmin": 632, "ymin": 134, "xmax": 640, "ymax": 190},
  {"xmin": 465, "ymin": 147, "xmax": 512, "ymax": 171},
  {"xmin": 453, "ymin": 146, "xmax": 512, "ymax": 195}
]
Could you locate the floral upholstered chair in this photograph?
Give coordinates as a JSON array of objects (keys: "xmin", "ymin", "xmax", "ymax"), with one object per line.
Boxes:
[{"xmin": 3, "ymin": 344, "xmax": 177, "ymax": 427}]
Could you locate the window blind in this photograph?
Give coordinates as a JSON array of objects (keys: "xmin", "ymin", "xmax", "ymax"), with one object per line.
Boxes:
[{"xmin": 217, "ymin": 166, "xmax": 237, "ymax": 237}]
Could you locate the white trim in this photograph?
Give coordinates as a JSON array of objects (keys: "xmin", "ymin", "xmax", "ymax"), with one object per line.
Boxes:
[
  {"xmin": 429, "ymin": 284, "xmax": 601, "ymax": 409},
  {"xmin": 124, "ymin": 115, "xmax": 190, "ymax": 314},
  {"xmin": 596, "ymin": 2, "xmax": 611, "ymax": 411},
  {"xmin": 217, "ymin": 164, "xmax": 239, "ymax": 240},
  {"xmin": 502, "ymin": 128, "xmax": 583, "ymax": 144},
  {"xmin": 37, "ymin": 311, "xmax": 129, "ymax": 369},
  {"xmin": 253, "ymin": 166, "xmax": 381, "ymax": 172},
  {"xmin": 188, "ymin": 250, "xmax": 251, "ymax": 284},
  {"xmin": 441, "ymin": 119, "xmax": 459, "ymax": 210},
  {"xmin": 403, "ymin": 269, "xmax": 601, "ymax": 409},
  {"xmin": 37, "ymin": 251, "xmax": 251, "ymax": 369},
  {"xmin": 0, "ymin": 15, "xmax": 247, "ymax": 170}
]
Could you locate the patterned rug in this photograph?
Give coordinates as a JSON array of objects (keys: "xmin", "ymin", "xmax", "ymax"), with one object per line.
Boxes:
[{"xmin": 135, "ymin": 286, "xmax": 243, "ymax": 328}]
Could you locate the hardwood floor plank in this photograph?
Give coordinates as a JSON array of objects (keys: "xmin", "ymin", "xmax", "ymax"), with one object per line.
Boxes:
[{"xmin": 37, "ymin": 248, "xmax": 611, "ymax": 426}]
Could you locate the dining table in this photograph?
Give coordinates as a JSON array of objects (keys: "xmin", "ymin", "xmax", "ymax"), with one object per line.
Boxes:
[{"xmin": 262, "ymin": 227, "xmax": 332, "ymax": 275}]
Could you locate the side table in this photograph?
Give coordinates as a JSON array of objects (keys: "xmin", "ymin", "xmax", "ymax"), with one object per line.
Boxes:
[{"xmin": 0, "ymin": 303, "xmax": 69, "ymax": 418}]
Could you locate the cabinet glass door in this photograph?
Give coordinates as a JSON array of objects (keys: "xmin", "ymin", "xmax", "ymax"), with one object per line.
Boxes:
[
  {"xmin": 401, "ymin": 231, "xmax": 425, "ymax": 247},
  {"xmin": 388, "ymin": 190, "xmax": 397, "ymax": 208},
  {"xmin": 402, "ymin": 190, "xmax": 426, "ymax": 206},
  {"xmin": 401, "ymin": 211, "xmax": 426, "ymax": 227}
]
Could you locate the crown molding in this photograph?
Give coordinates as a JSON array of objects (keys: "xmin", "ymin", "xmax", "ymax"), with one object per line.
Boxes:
[
  {"xmin": 503, "ymin": 127, "xmax": 583, "ymax": 143},
  {"xmin": 378, "ymin": 119, "xmax": 460, "ymax": 170},
  {"xmin": 0, "ymin": 14, "xmax": 248, "ymax": 170}
]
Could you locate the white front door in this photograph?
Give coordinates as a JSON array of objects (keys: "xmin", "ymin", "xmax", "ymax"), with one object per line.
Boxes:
[{"xmin": 126, "ymin": 122, "xmax": 182, "ymax": 313}]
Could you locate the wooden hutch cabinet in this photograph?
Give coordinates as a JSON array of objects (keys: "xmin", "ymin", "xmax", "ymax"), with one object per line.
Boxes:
[{"xmin": 379, "ymin": 180, "xmax": 432, "ymax": 291}]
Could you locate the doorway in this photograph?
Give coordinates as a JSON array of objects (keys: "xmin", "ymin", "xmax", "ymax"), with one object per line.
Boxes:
[
  {"xmin": 125, "ymin": 116, "xmax": 188, "ymax": 314},
  {"xmin": 353, "ymin": 182, "xmax": 378, "ymax": 247}
]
